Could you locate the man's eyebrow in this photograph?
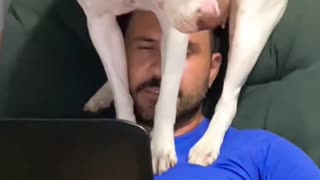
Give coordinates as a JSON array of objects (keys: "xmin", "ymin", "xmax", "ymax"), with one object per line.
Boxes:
[
  {"xmin": 188, "ymin": 41, "xmax": 200, "ymax": 52},
  {"xmin": 131, "ymin": 36, "xmax": 157, "ymax": 42},
  {"xmin": 129, "ymin": 36, "xmax": 200, "ymax": 51}
]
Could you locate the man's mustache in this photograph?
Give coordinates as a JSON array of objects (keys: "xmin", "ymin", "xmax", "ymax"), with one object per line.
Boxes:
[
  {"xmin": 135, "ymin": 78, "xmax": 161, "ymax": 93},
  {"xmin": 135, "ymin": 78, "xmax": 182, "ymax": 97}
]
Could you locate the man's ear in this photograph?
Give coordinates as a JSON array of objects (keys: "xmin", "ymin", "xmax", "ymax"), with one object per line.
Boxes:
[{"xmin": 208, "ymin": 53, "xmax": 222, "ymax": 88}]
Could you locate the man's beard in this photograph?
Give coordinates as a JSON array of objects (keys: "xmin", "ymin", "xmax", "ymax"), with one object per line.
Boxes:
[{"xmin": 133, "ymin": 77, "xmax": 208, "ymax": 129}]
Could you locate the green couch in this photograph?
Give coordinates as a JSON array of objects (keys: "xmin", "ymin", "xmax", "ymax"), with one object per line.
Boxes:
[
  {"xmin": 1, "ymin": 0, "xmax": 320, "ymax": 166},
  {"xmin": 0, "ymin": 0, "xmax": 109, "ymax": 117}
]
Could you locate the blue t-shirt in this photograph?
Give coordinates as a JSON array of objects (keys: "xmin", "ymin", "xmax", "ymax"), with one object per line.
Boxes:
[{"xmin": 155, "ymin": 118, "xmax": 320, "ymax": 180}]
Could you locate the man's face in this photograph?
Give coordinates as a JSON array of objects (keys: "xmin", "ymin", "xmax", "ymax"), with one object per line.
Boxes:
[{"xmin": 125, "ymin": 11, "xmax": 222, "ymax": 123}]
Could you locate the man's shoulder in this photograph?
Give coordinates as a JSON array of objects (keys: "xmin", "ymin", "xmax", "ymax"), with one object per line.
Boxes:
[
  {"xmin": 223, "ymin": 127, "xmax": 302, "ymax": 160},
  {"xmin": 226, "ymin": 127, "xmax": 286, "ymax": 146},
  {"xmin": 224, "ymin": 128, "xmax": 320, "ymax": 179},
  {"xmin": 226, "ymin": 127, "xmax": 318, "ymax": 168}
]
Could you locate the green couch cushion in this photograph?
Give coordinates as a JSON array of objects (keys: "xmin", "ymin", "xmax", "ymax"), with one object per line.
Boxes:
[{"xmin": 0, "ymin": 0, "xmax": 107, "ymax": 117}]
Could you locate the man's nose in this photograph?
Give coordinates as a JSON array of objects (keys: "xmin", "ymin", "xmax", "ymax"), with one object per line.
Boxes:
[{"xmin": 150, "ymin": 59, "xmax": 161, "ymax": 79}]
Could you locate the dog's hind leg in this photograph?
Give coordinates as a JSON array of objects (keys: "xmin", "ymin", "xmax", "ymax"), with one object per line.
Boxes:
[
  {"xmin": 150, "ymin": 11, "xmax": 189, "ymax": 175},
  {"xmin": 84, "ymin": 81, "xmax": 113, "ymax": 113},
  {"xmin": 85, "ymin": 14, "xmax": 136, "ymax": 122},
  {"xmin": 188, "ymin": 0, "xmax": 288, "ymax": 166}
]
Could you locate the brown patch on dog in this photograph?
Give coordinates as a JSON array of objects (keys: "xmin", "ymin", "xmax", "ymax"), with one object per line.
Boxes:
[
  {"xmin": 156, "ymin": 1, "xmax": 164, "ymax": 9},
  {"xmin": 196, "ymin": 14, "xmax": 219, "ymax": 31},
  {"xmin": 196, "ymin": 0, "xmax": 231, "ymax": 31}
]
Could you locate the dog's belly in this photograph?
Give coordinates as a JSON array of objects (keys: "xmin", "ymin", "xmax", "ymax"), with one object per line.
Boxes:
[{"xmin": 78, "ymin": 0, "xmax": 155, "ymax": 17}]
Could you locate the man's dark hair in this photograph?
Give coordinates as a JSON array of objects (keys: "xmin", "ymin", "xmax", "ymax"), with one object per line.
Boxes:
[{"xmin": 117, "ymin": 12, "xmax": 229, "ymax": 119}]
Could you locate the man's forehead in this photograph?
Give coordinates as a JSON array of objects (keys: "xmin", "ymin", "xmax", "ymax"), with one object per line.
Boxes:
[
  {"xmin": 125, "ymin": 10, "xmax": 212, "ymax": 47},
  {"xmin": 126, "ymin": 11, "xmax": 161, "ymax": 39}
]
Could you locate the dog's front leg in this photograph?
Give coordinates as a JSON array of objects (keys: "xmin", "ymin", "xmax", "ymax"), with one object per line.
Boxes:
[
  {"xmin": 150, "ymin": 13, "xmax": 189, "ymax": 175},
  {"xmin": 86, "ymin": 14, "xmax": 135, "ymax": 122},
  {"xmin": 189, "ymin": 0, "xmax": 288, "ymax": 166}
]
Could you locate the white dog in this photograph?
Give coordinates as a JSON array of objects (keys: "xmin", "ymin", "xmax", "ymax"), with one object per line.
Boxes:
[{"xmin": 78, "ymin": 0, "xmax": 288, "ymax": 175}]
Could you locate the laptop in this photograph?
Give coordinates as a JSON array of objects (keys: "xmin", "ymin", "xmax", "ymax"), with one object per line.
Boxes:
[{"xmin": 0, "ymin": 118, "xmax": 154, "ymax": 180}]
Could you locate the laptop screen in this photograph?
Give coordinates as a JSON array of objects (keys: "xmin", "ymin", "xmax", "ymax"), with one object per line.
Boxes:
[{"xmin": 0, "ymin": 119, "xmax": 153, "ymax": 180}]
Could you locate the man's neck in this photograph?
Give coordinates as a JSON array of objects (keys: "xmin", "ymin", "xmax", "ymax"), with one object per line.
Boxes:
[
  {"xmin": 174, "ymin": 107, "xmax": 204, "ymax": 137},
  {"xmin": 137, "ymin": 106, "xmax": 205, "ymax": 137}
]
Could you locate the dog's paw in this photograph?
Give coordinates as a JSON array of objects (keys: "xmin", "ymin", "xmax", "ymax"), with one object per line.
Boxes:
[
  {"xmin": 150, "ymin": 131, "xmax": 177, "ymax": 175},
  {"xmin": 83, "ymin": 95, "xmax": 113, "ymax": 113},
  {"xmin": 188, "ymin": 132, "xmax": 223, "ymax": 166}
]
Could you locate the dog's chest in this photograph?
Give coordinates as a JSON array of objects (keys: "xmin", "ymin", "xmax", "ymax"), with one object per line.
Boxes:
[{"xmin": 78, "ymin": 0, "xmax": 156, "ymax": 16}]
